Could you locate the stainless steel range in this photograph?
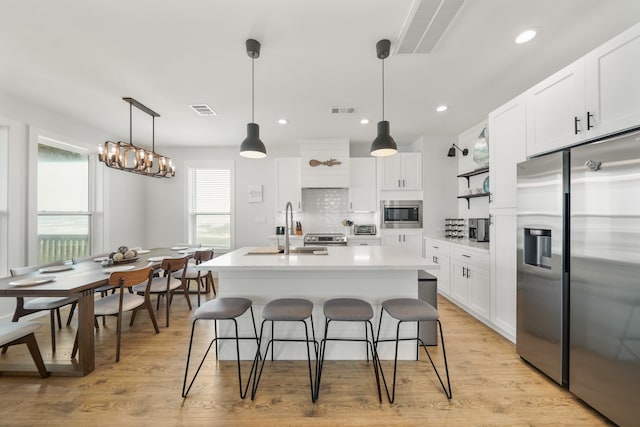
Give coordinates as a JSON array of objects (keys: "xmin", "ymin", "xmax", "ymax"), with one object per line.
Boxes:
[{"xmin": 303, "ymin": 233, "xmax": 347, "ymax": 246}]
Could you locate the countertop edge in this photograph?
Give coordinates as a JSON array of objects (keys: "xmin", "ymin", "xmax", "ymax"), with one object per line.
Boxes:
[{"xmin": 423, "ymin": 236, "xmax": 490, "ymax": 253}]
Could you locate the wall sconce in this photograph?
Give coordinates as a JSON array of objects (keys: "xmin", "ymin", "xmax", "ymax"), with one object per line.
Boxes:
[
  {"xmin": 98, "ymin": 97, "xmax": 175, "ymax": 178},
  {"xmin": 447, "ymin": 144, "xmax": 468, "ymax": 157}
]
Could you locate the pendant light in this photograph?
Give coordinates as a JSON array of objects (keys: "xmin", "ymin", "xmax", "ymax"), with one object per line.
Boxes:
[
  {"xmin": 98, "ymin": 97, "xmax": 175, "ymax": 178},
  {"xmin": 240, "ymin": 39, "xmax": 267, "ymax": 159},
  {"xmin": 370, "ymin": 39, "xmax": 397, "ymax": 157}
]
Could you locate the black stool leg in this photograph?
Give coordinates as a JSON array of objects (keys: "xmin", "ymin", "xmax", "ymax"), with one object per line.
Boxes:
[
  {"xmin": 419, "ymin": 320, "xmax": 452, "ymax": 399},
  {"xmin": 376, "ymin": 314, "xmax": 453, "ymax": 403},
  {"xmin": 301, "ymin": 318, "xmax": 316, "ymax": 402},
  {"xmin": 316, "ymin": 318, "xmax": 382, "ymax": 403},
  {"xmin": 315, "ymin": 317, "xmax": 331, "ymax": 400},
  {"xmin": 183, "ymin": 310, "xmax": 260, "ymax": 399},
  {"xmin": 251, "ymin": 319, "xmax": 270, "ymax": 400},
  {"xmin": 251, "ymin": 318, "xmax": 318, "ymax": 402},
  {"xmin": 366, "ymin": 319, "xmax": 383, "ymax": 403}
]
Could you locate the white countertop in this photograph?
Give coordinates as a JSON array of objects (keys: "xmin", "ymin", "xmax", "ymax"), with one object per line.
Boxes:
[
  {"xmin": 424, "ymin": 236, "xmax": 490, "ymax": 253},
  {"xmin": 201, "ymin": 246, "xmax": 438, "ymax": 271}
]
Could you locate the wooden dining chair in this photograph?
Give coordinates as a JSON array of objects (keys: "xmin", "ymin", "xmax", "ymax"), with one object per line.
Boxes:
[
  {"xmin": 0, "ymin": 322, "xmax": 49, "ymax": 378},
  {"xmin": 131, "ymin": 256, "xmax": 191, "ymax": 327},
  {"xmin": 71, "ymin": 266, "xmax": 159, "ymax": 362},
  {"xmin": 175, "ymin": 249, "xmax": 215, "ymax": 306},
  {"xmin": 6, "ymin": 261, "xmax": 78, "ymax": 353}
]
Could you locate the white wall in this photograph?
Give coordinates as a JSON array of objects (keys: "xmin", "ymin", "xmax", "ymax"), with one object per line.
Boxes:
[
  {"xmin": 417, "ymin": 135, "xmax": 458, "ymax": 237},
  {"xmin": 143, "ymin": 145, "xmax": 291, "ymax": 250},
  {"xmin": 457, "ymin": 120, "xmax": 490, "ymax": 224},
  {"xmin": 0, "ymin": 92, "xmax": 146, "ymax": 319}
]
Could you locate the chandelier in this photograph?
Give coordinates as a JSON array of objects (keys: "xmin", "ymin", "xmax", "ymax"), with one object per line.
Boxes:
[{"xmin": 98, "ymin": 97, "xmax": 175, "ymax": 178}]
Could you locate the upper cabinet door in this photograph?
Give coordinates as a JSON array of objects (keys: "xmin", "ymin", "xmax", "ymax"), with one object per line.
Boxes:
[
  {"xmin": 274, "ymin": 158, "xmax": 301, "ymax": 211},
  {"xmin": 526, "ymin": 59, "xmax": 586, "ymax": 157},
  {"xmin": 378, "ymin": 155, "xmax": 402, "ymax": 190},
  {"xmin": 348, "ymin": 158, "xmax": 377, "ymax": 212},
  {"xmin": 400, "ymin": 152, "xmax": 423, "ymax": 190},
  {"xmin": 488, "ymin": 93, "xmax": 527, "ymax": 209},
  {"xmin": 378, "ymin": 153, "xmax": 422, "ymax": 190},
  {"xmin": 585, "ymin": 22, "xmax": 640, "ymax": 139}
]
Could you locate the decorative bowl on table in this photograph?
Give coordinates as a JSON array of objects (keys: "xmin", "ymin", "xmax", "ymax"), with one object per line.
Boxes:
[{"xmin": 103, "ymin": 246, "xmax": 140, "ymax": 266}]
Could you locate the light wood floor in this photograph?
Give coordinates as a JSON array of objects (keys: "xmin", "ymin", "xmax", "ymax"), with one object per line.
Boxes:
[{"xmin": 0, "ymin": 292, "xmax": 611, "ymax": 426}]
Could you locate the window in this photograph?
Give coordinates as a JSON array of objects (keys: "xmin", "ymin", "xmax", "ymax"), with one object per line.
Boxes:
[
  {"xmin": 0, "ymin": 126, "xmax": 8, "ymax": 276},
  {"xmin": 37, "ymin": 141, "xmax": 91, "ymax": 264},
  {"xmin": 188, "ymin": 165, "xmax": 232, "ymax": 250}
]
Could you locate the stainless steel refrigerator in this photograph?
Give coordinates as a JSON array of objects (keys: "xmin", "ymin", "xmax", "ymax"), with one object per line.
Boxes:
[{"xmin": 517, "ymin": 130, "xmax": 640, "ymax": 426}]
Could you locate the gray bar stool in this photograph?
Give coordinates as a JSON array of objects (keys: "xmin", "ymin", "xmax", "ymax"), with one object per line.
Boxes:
[
  {"xmin": 376, "ymin": 298, "xmax": 452, "ymax": 403},
  {"xmin": 315, "ymin": 298, "xmax": 381, "ymax": 402},
  {"xmin": 251, "ymin": 298, "xmax": 318, "ymax": 402},
  {"xmin": 182, "ymin": 297, "xmax": 259, "ymax": 399}
]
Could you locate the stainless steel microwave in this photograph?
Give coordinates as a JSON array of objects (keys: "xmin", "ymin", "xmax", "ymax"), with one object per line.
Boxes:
[{"xmin": 381, "ymin": 200, "xmax": 423, "ymax": 229}]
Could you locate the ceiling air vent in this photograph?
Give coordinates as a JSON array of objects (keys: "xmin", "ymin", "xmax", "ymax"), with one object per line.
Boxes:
[
  {"xmin": 396, "ymin": 0, "xmax": 466, "ymax": 55},
  {"xmin": 330, "ymin": 107, "xmax": 357, "ymax": 114},
  {"xmin": 189, "ymin": 104, "xmax": 217, "ymax": 116}
]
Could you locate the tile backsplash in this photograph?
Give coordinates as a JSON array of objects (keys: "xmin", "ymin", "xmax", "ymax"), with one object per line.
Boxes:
[{"xmin": 274, "ymin": 188, "xmax": 376, "ymax": 234}]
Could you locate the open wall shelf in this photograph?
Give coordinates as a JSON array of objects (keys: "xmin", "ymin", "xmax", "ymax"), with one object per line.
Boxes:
[
  {"xmin": 457, "ymin": 192, "xmax": 490, "ymax": 208},
  {"xmin": 457, "ymin": 166, "xmax": 489, "ymax": 187}
]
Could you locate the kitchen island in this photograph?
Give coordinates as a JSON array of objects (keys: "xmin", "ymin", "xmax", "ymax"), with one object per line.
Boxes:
[{"xmin": 200, "ymin": 245, "xmax": 438, "ymax": 360}]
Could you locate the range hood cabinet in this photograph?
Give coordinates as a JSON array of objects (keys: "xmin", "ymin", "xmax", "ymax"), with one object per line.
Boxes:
[{"xmin": 300, "ymin": 139, "xmax": 350, "ymax": 188}]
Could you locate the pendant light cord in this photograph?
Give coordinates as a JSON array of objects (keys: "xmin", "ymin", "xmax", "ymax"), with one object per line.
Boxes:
[
  {"xmin": 381, "ymin": 58, "xmax": 385, "ymax": 121},
  {"xmin": 252, "ymin": 56, "xmax": 255, "ymax": 123}
]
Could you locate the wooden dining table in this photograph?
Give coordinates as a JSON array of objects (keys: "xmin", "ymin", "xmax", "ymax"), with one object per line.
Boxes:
[{"xmin": 0, "ymin": 247, "xmax": 191, "ymax": 377}]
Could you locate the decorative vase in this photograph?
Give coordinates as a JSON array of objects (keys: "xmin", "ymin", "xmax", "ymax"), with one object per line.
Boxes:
[{"xmin": 473, "ymin": 127, "xmax": 489, "ymax": 167}]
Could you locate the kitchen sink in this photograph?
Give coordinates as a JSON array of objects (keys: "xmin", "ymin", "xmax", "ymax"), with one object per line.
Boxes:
[
  {"xmin": 289, "ymin": 246, "xmax": 327, "ymax": 253},
  {"xmin": 245, "ymin": 246, "xmax": 328, "ymax": 255}
]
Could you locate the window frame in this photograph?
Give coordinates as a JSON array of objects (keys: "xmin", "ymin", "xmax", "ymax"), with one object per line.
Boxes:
[
  {"xmin": 186, "ymin": 161, "xmax": 235, "ymax": 252},
  {"xmin": 28, "ymin": 131, "xmax": 99, "ymax": 264},
  {"xmin": 0, "ymin": 125, "xmax": 8, "ymax": 276}
]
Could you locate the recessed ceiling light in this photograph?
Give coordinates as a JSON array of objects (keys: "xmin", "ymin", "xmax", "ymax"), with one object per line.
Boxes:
[
  {"xmin": 278, "ymin": 119, "xmax": 288, "ymax": 125},
  {"xmin": 360, "ymin": 118, "xmax": 370, "ymax": 125},
  {"xmin": 515, "ymin": 29, "xmax": 537, "ymax": 44},
  {"xmin": 436, "ymin": 105, "xmax": 448, "ymax": 112}
]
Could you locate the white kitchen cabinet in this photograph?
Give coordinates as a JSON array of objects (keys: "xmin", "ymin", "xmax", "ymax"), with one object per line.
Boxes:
[
  {"xmin": 378, "ymin": 152, "xmax": 422, "ymax": 190},
  {"xmin": 489, "ymin": 209, "xmax": 517, "ymax": 341},
  {"xmin": 348, "ymin": 158, "xmax": 377, "ymax": 212},
  {"xmin": 347, "ymin": 236, "xmax": 380, "ymax": 246},
  {"xmin": 424, "ymin": 238, "xmax": 451, "ymax": 297},
  {"xmin": 450, "ymin": 247, "xmax": 490, "ymax": 321},
  {"xmin": 488, "ymin": 93, "xmax": 527, "ymax": 209},
  {"xmin": 526, "ymin": 22, "xmax": 640, "ymax": 157},
  {"xmin": 381, "ymin": 229, "xmax": 422, "ymax": 256},
  {"xmin": 585, "ymin": 21, "xmax": 640, "ymax": 139},
  {"xmin": 526, "ymin": 58, "xmax": 586, "ymax": 156},
  {"xmin": 274, "ymin": 158, "xmax": 301, "ymax": 211}
]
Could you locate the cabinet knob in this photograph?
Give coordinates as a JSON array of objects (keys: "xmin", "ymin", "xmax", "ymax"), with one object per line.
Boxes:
[
  {"xmin": 398, "ymin": 179, "xmax": 401, "ymax": 188},
  {"xmin": 402, "ymin": 179, "xmax": 405, "ymax": 187},
  {"xmin": 574, "ymin": 116, "xmax": 581, "ymax": 134},
  {"xmin": 587, "ymin": 111, "xmax": 594, "ymax": 130}
]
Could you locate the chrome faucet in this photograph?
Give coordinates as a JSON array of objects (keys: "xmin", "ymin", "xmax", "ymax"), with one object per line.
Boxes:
[{"xmin": 284, "ymin": 201, "xmax": 293, "ymax": 255}]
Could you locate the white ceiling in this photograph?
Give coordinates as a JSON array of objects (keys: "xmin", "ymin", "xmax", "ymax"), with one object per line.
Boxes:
[{"xmin": 1, "ymin": 0, "xmax": 640, "ymax": 151}]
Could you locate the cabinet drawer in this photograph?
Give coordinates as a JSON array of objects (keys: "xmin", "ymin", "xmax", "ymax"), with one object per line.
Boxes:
[
  {"xmin": 451, "ymin": 248, "xmax": 489, "ymax": 268},
  {"xmin": 425, "ymin": 239, "xmax": 450, "ymax": 257}
]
